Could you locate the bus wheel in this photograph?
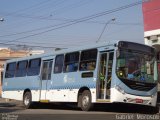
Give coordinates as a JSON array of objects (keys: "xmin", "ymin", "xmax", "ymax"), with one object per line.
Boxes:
[
  {"xmin": 80, "ymin": 90, "xmax": 93, "ymax": 111},
  {"xmin": 23, "ymin": 92, "xmax": 32, "ymax": 109}
]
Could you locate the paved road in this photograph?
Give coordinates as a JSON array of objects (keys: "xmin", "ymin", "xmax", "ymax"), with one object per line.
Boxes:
[{"xmin": 0, "ymin": 98, "xmax": 159, "ymax": 120}]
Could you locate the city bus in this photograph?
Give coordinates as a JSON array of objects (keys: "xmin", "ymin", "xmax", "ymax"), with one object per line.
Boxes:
[{"xmin": 2, "ymin": 41, "xmax": 158, "ymax": 111}]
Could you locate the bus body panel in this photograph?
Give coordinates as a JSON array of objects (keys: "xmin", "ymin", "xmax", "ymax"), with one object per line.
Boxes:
[
  {"xmin": 2, "ymin": 90, "xmax": 40, "ymax": 101},
  {"xmin": 2, "ymin": 90, "xmax": 23, "ymax": 101},
  {"xmin": 50, "ymin": 71, "xmax": 97, "ymax": 102}
]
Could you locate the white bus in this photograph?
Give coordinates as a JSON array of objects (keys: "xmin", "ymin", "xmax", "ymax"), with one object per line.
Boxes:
[{"xmin": 2, "ymin": 41, "xmax": 158, "ymax": 111}]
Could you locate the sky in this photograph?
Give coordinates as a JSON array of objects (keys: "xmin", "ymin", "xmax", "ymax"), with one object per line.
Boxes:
[{"xmin": 0, "ymin": 0, "xmax": 145, "ymax": 52}]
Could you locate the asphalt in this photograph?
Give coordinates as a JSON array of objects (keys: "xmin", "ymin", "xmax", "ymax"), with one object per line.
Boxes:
[{"xmin": 0, "ymin": 96, "xmax": 160, "ymax": 114}]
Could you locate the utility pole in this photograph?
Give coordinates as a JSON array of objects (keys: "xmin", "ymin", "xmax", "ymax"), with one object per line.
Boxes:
[{"xmin": 96, "ymin": 18, "xmax": 116, "ymax": 43}]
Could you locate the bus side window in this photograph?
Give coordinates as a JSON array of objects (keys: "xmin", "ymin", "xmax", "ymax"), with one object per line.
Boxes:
[
  {"xmin": 5, "ymin": 62, "xmax": 16, "ymax": 78},
  {"xmin": 27, "ymin": 58, "xmax": 41, "ymax": 76},
  {"xmin": 80, "ymin": 49, "xmax": 97, "ymax": 71},
  {"xmin": 64, "ymin": 52, "xmax": 79, "ymax": 72},
  {"xmin": 15, "ymin": 60, "xmax": 28, "ymax": 77},
  {"xmin": 54, "ymin": 55, "xmax": 64, "ymax": 74}
]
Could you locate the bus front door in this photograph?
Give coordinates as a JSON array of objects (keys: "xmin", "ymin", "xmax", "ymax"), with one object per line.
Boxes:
[
  {"xmin": 40, "ymin": 60, "xmax": 53, "ymax": 100},
  {"xmin": 97, "ymin": 52, "xmax": 114, "ymax": 99}
]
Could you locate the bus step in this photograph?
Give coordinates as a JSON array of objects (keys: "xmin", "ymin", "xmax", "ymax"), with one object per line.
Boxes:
[
  {"xmin": 39, "ymin": 100, "xmax": 49, "ymax": 103},
  {"xmin": 96, "ymin": 99, "xmax": 110, "ymax": 103}
]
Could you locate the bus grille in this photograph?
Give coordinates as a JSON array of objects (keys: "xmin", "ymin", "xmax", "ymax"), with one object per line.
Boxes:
[{"xmin": 129, "ymin": 84, "xmax": 154, "ymax": 91}]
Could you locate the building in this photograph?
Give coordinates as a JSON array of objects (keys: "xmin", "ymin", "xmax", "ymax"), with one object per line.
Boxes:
[
  {"xmin": 142, "ymin": 0, "xmax": 160, "ymax": 102},
  {"xmin": 143, "ymin": 0, "xmax": 160, "ymax": 51},
  {"xmin": 0, "ymin": 48, "xmax": 44, "ymax": 96},
  {"xmin": 142, "ymin": 0, "xmax": 160, "ymax": 76}
]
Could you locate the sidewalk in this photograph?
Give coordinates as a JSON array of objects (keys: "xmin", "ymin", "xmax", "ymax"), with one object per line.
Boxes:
[{"xmin": 0, "ymin": 97, "xmax": 20, "ymax": 107}]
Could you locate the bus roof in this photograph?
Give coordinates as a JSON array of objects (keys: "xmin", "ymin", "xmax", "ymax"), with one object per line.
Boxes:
[
  {"xmin": 5, "ymin": 41, "xmax": 116, "ymax": 63},
  {"xmin": 5, "ymin": 41, "xmax": 153, "ymax": 63}
]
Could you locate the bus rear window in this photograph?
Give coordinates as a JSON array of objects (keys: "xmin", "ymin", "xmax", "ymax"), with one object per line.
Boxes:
[
  {"xmin": 27, "ymin": 58, "xmax": 41, "ymax": 76},
  {"xmin": 5, "ymin": 62, "xmax": 16, "ymax": 78},
  {"xmin": 80, "ymin": 49, "xmax": 97, "ymax": 71}
]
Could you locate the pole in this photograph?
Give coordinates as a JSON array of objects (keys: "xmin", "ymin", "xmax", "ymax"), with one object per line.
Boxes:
[{"xmin": 96, "ymin": 18, "xmax": 115, "ymax": 43}]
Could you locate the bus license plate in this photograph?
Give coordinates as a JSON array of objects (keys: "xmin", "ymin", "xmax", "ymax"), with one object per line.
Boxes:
[{"xmin": 135, "ymin": 98, "xmax": 143, "ymax": 103}]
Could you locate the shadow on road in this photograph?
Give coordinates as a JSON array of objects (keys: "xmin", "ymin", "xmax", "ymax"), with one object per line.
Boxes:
[
  {"xmin": 93, "ymin": 103, "xmax": 158, "ymax": 114},
  {"xmin": 29, "ymin": 102, "xmax": 158, "ymax": 114},
  {"xmin": 0, "ymin": 108, "xmax": 22, "ymax": 113}
]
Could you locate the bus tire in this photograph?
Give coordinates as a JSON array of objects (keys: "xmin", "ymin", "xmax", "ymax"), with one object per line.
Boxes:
[
  {"xmin": 23, "ymin": 91, "xmax": 32, "ymax": 109},
  {"xmin": 80, "ymin": 90, "xmax": 93, "ymax": 111}
]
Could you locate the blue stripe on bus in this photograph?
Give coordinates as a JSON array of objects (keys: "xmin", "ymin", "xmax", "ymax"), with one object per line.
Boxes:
[
  {"xmin": 3, "ymin": 87, "xmax": 40, "ymax": 91},
  {"xmin": 51, "ymin": 84, "xmax": 96, "ymax": 89},
  {"xmin": 3, "ymin": 84, "xmax": 96, "ymax": 91}
]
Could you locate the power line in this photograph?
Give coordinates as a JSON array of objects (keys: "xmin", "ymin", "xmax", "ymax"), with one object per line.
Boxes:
[
  {"xmin": 0, "ymin": 21, "xmax": 142, "ymax": 38},
  {"xmin": 1, "ymin": 0, "xmax": 91, "ymax": 20},
  {"xmin": 4, "ymin": 0, "xmax": 52, "ymax": 16},
  {"xmin": 0, "ymin": 42, "xmax": 67, "ymax": 49},
  {"xmin": 2, "ymin": 0, "xmax": 144, "ymax": 44},
  {"xmin": 50, "ymin": 0, "xmax": 92, "ymax": 15},
  {"xmin": 0, "ymin": 0, "xmax": 67, "ymax": 32},
  {"xmin": 0, "ymin": 1, "xmax": 143, "ymax": 38},
  {"xmin": 27, "ymin": 0, "xmax": 66, "ymax": 14},
  {"xmin": 7, "ymin": 40, "xmax": 86, "ymax": 46},
  {"xmin": 0, "ymin": 0, "xmax": 88, "ymax": 30}
]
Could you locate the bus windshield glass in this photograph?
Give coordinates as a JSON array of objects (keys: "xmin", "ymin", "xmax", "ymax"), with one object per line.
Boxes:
[{"xmin": 116, "ymin": 49, "xmax": 158, "ymax": 84}]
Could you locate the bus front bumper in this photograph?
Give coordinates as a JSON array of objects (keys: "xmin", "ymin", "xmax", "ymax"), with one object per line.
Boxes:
[{"xmin": 111, "ymin": 86, "xmax": 157, "ymax": 107}]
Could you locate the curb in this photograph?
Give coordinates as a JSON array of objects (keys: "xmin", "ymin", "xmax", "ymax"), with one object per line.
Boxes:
[
  {"xmin": 0, "ymin": 103, "xmax": 16, "ymax": 107},
  {"xmin": 0, "ymin": 98, "xmax": 18, "ymax": 107}
]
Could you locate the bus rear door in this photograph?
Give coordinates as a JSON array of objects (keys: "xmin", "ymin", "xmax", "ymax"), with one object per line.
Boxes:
[{"xmin": 40, "ymin": 58, "xmax": 53, "ymax": 101}]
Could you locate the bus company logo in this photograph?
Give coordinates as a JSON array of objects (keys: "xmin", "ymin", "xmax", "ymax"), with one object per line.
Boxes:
[{"xmin": 64, "ymin": 75, "xmax": 75, "ymax": 83}]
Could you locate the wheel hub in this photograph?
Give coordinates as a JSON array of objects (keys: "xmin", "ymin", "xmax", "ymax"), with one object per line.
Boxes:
[
  {"xmin": 82, "ymin": 96, "xmax": 89, "ymax": 108},
  {"xmin": 24, "ymin": 96, "xmax": 30, "ymax": 106}
]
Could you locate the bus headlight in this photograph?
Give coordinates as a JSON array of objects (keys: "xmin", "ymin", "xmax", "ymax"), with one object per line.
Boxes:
[{"xmin": 115, "ymin": 85, "xmax": 125, "ymax": 95}]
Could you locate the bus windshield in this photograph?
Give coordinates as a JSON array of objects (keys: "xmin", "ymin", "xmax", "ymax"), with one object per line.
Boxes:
[{"xmin": 116, "ymin": 49, "xmax": 158, "ymax": 84}]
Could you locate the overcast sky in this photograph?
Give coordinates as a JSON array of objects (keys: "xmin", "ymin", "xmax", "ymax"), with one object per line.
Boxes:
[{"xmin": 0, "ymin": 0, "xmax": 145, "ymax": 51}]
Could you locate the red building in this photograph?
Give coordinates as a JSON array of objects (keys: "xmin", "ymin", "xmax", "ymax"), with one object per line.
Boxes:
[
  {"xmin": 142, "ymin": 0, "xmax": 160, "ymax": 99},
  {"xmin": 143, "ymin": 0, "xmax": 160, "ymax": 52}
]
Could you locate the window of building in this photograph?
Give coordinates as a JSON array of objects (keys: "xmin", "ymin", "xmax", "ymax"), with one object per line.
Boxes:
[
  {"xmin": 64, "ymin": 52, "xmax": 79, "ymax": 72},
  {"xmin": 80, "ymin": 49, "xmax": 97, "ymax": 71},
  {"xmin": 15, "ymin": 60, "xmax": 28, "ymax": 77},
  {"xmin": 27, "ymin": 58, "xmax": 41, "ymax": 76},
  {"xmin": 5, "ymin": 62, "xmax": 16, "ymax": 78},
  {"xmin": 54, "ymin": 55, "xmax": 64, "ymax": 73}
]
